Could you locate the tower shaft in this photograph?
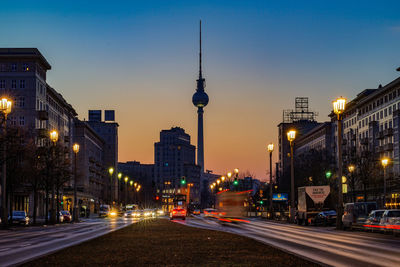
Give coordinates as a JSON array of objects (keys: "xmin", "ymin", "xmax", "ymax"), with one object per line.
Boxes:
[{"xmin": 197, "ymin": 107, "xmax": 204, "ymax": 173}]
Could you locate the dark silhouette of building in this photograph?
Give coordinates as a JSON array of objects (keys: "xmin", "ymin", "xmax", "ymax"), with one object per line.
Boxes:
[{"xmin": 154, "ymin": 127, "xmax": 200, "ymax": 210}]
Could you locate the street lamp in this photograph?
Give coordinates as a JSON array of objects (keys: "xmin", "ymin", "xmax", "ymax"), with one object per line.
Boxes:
[
  {"xmin": 72, "ymin": 143, "xmax": 80, "ymax": 222},
  {"xmin": 348, "ymin": 164, "xmax": 356, "ymax": 203},
  {"xmin": 0, "ymin": 98, "xmax": 12, "ymax": 227},
  {"xmin": 108, "ymin": 167, "xmax": 114, "ymax": 206},
  {"xmin": 267, "ymin": 143, "xmax": 274, "ymax": 218},
  {"xmin": 117, "ymin": 172, "xmax": 122, "ymax": 204},
  {"xmin": 381, "ymin": 158, "xmax": 389, "ymax": 208},
  {"xmin": 221, "ymin": 176, "xmax": 225, "ymax": 182},
  {"xmin": 287, "ymin": 129, "xmax": 296, "ymax": 223},
  {"xmin": 49, "ymin": 129, "xmax": 58, "ymax": 224},
  {"xmin": 333, "ymin": 96, "xmax": 346, "ymax": 230},
  {"xmin": 124, "ymin": 176, "xmax": 129, "ymax": 205}
]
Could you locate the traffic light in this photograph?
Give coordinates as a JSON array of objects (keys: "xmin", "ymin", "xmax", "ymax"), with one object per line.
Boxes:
[
  {"xmin": 155, "ymin": 196, "xmax": 160, "ymax": 201},
  {"xmin": 260, "ymin": 200, "xmax": 264, "ymax": 205},
  {"xmin": 181, "ymin": 177, "xmax": 186, "ymax": 185},
  {"xmin": 233, "ymin": 178, "xmax": 238, "ymax": 186},
  {"xmin": 325, "ymin": 171, "xmax": 332, "ymax": 179}
]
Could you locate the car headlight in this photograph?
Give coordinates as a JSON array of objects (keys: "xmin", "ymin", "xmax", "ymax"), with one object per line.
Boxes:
[{"xmin": 110, "ymin": 212, "xmax": 117, "ymax": 216}]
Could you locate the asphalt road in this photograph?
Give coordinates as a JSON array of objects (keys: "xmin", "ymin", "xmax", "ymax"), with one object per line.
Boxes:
[
  {"xmin": 0, "ymin": 217, "xmax": 137, "ymax": 267},
  {"xmin": 174, "ymin": 216, "xmax": 400, "ymax": 267}
]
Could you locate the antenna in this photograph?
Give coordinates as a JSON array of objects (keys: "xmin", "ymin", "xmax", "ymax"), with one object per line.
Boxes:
[{"xmin": 199, "ymin": 20, "xmax": 202, "ymax": 77}]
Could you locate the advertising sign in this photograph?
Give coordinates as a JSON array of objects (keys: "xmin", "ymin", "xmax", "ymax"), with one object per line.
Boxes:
[
  {"xmin": 272, "ymin": 193, "xmax": 288, "ymax": 201},
  {"xmin": 305, "ymin": 186, "xmax": 330, "ymax": 204}
]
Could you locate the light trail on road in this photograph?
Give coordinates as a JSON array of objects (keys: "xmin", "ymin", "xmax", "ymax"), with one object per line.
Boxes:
[
  {"xmin": 0, "ymin": 217, "xmax": 137, "ymax": 267},
  {"xmin": 175, "ymin": 216, "xmax": 400, "ymax": 267}
]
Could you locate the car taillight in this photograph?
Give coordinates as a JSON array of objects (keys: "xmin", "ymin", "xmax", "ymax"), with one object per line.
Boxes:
[{"xmin": 172, "ymin": 211, "xmax": 177, "ymax": 214}]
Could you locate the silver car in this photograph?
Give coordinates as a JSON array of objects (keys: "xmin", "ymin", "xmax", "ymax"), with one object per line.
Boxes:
[{"xmin": 379, "ymin": 209, "xmax": 400, "ymax": 234}]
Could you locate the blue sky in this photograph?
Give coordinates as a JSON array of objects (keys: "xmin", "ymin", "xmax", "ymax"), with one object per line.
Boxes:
[{"xmin": 1, "ymin": 1, "xmax": 399, "ymax": 178}]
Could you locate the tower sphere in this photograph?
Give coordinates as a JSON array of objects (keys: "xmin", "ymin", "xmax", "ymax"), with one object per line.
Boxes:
[{"xmin": 192, "ymin": 90, "xmax": 209, "ymax": 108}]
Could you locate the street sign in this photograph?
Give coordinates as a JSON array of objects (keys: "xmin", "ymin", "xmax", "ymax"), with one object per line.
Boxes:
[{"xmin": 272, "ymin": 193, "xmax": 288, "ymax": 201}]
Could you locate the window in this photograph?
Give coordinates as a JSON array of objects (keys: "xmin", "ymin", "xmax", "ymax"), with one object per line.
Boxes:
[
  {"xmin": 10, "ymin": 116, "xmax": 16, "ymax": 126},
  {"xmin": 380, "ymin": 111, "xmax": 383, "ymax": 119},
  {"xmin": 22, "ymin": 63, "xmax": 29, "ymax": 71},
  {"xmin": 20, "ymin": 80, "xmax": 25, "ymax": 89},
  {"xmin": 11, "ymin": 80, "xmax": 16, "ymax": 89},
  {"xmin": 19, "ymin": 116, "xmax": 25, "ymax": 126},
  {"xmin": 389, "ymin": 106, "xmax": 392, "ymax": 115},
  {"xmin": 11, "ymin": 64, "xmax": 17, "ymax": 71},
  {"xmin": 0, "ymin": 80, "xmax": 5, "ymax": 89},
  {"xmin": 373, "ymin": 114, "xmax": 375, "ymax": 121},
  {"xmin": 18, "ymin": 97, "xmax": 25, "ymax": 107},
  {"xmin": 0, "ymin": 64, "xmax": 6, "ymax": 72},
  {"xmin": 384, "ymin": 109, "xmax": 387, "ymax": 117}
]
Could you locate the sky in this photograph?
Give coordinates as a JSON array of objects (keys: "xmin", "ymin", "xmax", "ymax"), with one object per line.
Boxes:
[{"xmin": 1, "ymin": 1, "xmax": 400, "ymax": 180}]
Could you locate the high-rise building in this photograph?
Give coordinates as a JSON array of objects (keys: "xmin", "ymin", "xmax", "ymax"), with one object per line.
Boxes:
[
  {"xmin": 277, "ymin": 97, "xmax": 320, "ymax": 192},
  {"xmin": 154, "ymin": 127, "xmax": 200, "ymax": 210},
  {"xmin": 87, "ymin": 110, "xmax": 119, "ymax": 202}
]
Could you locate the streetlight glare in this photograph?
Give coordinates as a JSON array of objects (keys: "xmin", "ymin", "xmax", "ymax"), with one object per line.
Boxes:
[
  {"xmin": 49, "ymin": 130, "xmax": 59, "ymax": 143},
  {"xmin": 234, "ymin": 168, "xmax": 239, "ymax": 174},
  {"xmin": 72, "ymin": 143, "xmax": 80, "ymax": 154},
  {"xmin": 333, "ymin": 97, "xmax": 346, "ymax": 117},
  {"xmin": 221, "ymin": 176, "xmax": 225, "ymax": 181},
  {"xmin": 287, "ymin": 130, "xmax": 296, "ymax": 142},
  {"xmin": 118, "ymin": 172, "xmax": 122, "ymax": 179},
  {"xmin": 381, "ymin": 158, "xmax": 389, "ymax": 167},
  {"xmin": 348, "ymin": 165, "xmax": 355, "ymax": 173},
  {"xmin": 0, "ymin": 98, "xmax": 12, "ymax": 115},
  {"xmin": 227, "ymin": 172, "xmax": 232, "ymax": 178},
  {"xmin": 124, "ymin": 176, "xmax": 129, "ymax": 183},
  {"xmin": 108, "ymin": 167, "xmax": 114, "ymax": 175},
  {"xmin": 267, "ymin": 143, "xmax": 274, "ymax": 153}
]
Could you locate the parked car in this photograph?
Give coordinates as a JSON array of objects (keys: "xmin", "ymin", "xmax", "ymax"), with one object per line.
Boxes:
[
  {"xmin": 61, "ymin": 211, "xmax": 72, "ymax": 222},
  {"xmin": 342, "ymin": 202, "xmax": 378, "ymax": 230},
  {"xmin": 364, "ymin": 210, "xmax": 385, "ymax": 232},
  {"xmin": 192, "ymin": 209, "xmax": 201, "ymax": 215},
  {"xmin": 9, "ymin": 211, "xmax": 30, "ymax": 225},
  {"xmin": 379, "ymin": 209, "xmax": 400, "ymax": 234},
  {"xmin": 312, "ymin": 210, "xmax": 337, "ymax": 226},
  {"xmin": 203, "ymin": 208, "xmax": 217, "ymax": 218}
]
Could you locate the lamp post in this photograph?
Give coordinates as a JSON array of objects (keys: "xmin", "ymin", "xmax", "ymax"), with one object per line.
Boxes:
[
  {"xmin": 381, "ymin": 158, "xmax": 389, "ymax": 208},
  {"xmin": 333, "ymin": 97, "xmax": 346, "ymax": 230},
  {"xmin": 72, "ymin": 143, "xmax": 80, "ymax": 222},
  {"xmin": 108, "ymin": 167, "xmax": 114, "ymax": 206},
  {"xmin": 117, "ymin": 172, "xmax": 122, "ymax": 205},
  {"xmin": 0, "ymin": 98, "xmax": 12, "ymax": 227},
  {"xmin": 348, "ymin": 164, "xmax": 355, "ymax": 203},
  {"xmin": 49, "ymin": 130, "xmax": 58, "ymax": 224},
  {"xmin": 287, "ymin": 130, "xmax": 296, "ymax": 223},
  {"xmin": 267, "ymin": 143, "xmax": 274, "ymax": 218},
  {"xmin": 124, "ymin": 176, "xmax": 129, "ymax": 205}
]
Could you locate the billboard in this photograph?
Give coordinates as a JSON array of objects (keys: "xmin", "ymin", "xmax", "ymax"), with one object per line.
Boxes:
[
  {"xmin": 272, "ymin": 193, "xmax": 288, "ymax": 201},
  {"xmin": 305, "ymin": 186, "xmax": 330, "ymax": 204}
]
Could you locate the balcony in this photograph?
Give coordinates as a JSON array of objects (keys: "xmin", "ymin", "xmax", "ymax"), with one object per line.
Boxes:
[
  {"xmin": 376, "ymin": 131, "xmax": 384, "ymax": 140},
  {"xmin": 384, "ymin": 128, "xmax": 393, "ymax": 136},
  {"xmin": 36, "ymin": 128, "xmax": 48, "ymax": 138},
  {"xmin": 360, "ymin": 138, "xmax": 369, "ymax": 145},
  {"xmin": 384, "ymin": 143, "xmax": 394, "ymax": 151},
  {"xmin": 37, "ymin": 110, "xmax": 48, "ymax": 120}
]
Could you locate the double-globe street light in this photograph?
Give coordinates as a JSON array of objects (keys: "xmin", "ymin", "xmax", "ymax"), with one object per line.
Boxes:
[
  {"xmin": 72, "ymin": 143, "xmax": 80, "ymax": 222},
  {"xmin": 0, "ymin": 98, "xmax": 12, "ymax": 227},
  {"xmin": 287, "ymin": 130, "xmax": 296, "ymax": 223},
  {"xmin": 333, "ymin": 97, "xmax": 346, "ymax": 230},
  {"xmin": 267, "ymin": 143, "xmax": 274, "ymax": 218}
]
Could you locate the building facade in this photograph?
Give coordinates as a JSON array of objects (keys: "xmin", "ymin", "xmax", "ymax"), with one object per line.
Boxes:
[{"xmin": 154, "ymin": 127, "xmax": 201, "ymax": 211}]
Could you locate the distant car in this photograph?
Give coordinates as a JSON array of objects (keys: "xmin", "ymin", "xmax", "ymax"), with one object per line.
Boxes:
[
  {"xmin": 10, "ymin": 211, "xmax": 30, "ymax": 225},
  {"xmin": 203, "ymin": 208, "xmax": 217, "ymax": 218},
  {"xmin": 192, "ymin": 209, "xmax": 201, "ymax": 215},
  {"xmin": 156, "ymin": 209, "xmax": 164, "ymax": 216},
  {"xmin": 143, "ymin": 209, "xmax": 155, "ymax": 218},
  {"xmin": 312, "ymin": 210, "xmax": 337, "ymax": 226},
  {"xmin": 124, "ymin": 210, "xmax": 135, "ymax": 218},
  {"xmin": 170, "ymin": 208, "xmax": 186, "ymax": 220},
  {"xmin": 364, "ymin": 210, "xmax": 385, "ymax": 232},
  {"xmin": 379, "ymin": 209, "xmax": 400, "ymax": 233},
  {"xmin": 99, "ymin": 205, "xmax": 111, "ymax": 217},
  {"xmin": 61, "ymin": 211, "xmax": 72, "ymax": 222}
]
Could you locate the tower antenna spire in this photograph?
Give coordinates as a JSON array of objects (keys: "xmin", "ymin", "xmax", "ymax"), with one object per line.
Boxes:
[{"xmin": 199, "ymin": 20, "xmax": 202, "ymax": 78}]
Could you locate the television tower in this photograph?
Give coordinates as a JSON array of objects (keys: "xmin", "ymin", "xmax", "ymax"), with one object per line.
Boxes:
[{"xmin": 192, "ymin": 20, "xmax": 209, "ymax": 174}]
